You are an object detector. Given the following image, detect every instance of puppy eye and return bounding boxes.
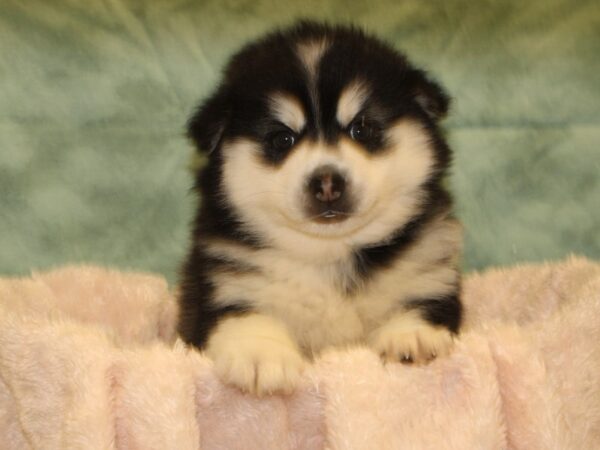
[270,130,296,151]
[348,119,380,144]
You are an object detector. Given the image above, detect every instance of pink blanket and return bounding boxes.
[1,257,599,449]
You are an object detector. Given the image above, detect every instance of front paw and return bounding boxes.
[206,314,306,396]
[369,311,455,364]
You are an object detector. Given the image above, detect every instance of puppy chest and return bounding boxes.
[213,260,394,353]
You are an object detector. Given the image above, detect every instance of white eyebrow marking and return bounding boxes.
[268,92,306,132]
[336,80,371,127]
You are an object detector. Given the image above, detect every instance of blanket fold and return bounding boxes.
[1,258,599,449]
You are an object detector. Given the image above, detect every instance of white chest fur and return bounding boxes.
[212,250,364,353]
[207,217,460,355]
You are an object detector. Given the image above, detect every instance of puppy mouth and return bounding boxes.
[304,198,354,224]
[311,209,351,224]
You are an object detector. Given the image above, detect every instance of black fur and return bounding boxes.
[191,150,264,248]
[187,21,450,160]
[353,184,452,281]
[178,245,255,348]
[407,293,462,334]
[178,20,461,349]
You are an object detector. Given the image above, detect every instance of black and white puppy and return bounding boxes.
[178,21,462,395]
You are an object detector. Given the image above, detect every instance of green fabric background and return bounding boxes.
[1,0,599,285]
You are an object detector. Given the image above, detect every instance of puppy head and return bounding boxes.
[188,22,451,251]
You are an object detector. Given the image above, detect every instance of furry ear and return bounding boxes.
[187,90,230,154]
[410,70,450,121]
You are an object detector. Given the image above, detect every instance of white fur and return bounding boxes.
[268,92,305,132]
[205,313,306,395]
[220,119,436,263]
[206,217,460,357]
[368,309,455,363]
[214,117,458,393]
[296,39,328,80]
[336,80,370,127]
[296,39,329,123]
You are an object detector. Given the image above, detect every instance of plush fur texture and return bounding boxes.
[1,258,600,448]
[178,21,462,394]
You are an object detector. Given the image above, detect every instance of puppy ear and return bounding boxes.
[187,90,230,154]
[410,70,450,121]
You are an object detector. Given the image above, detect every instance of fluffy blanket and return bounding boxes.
[1,257,599,449]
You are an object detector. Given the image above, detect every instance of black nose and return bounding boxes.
[308,166,346,203]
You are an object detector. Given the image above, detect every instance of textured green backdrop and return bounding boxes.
[1,0,599,285]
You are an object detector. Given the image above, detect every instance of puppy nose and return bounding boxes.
[308,166,346,203]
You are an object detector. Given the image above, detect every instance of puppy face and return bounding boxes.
[189,23,451,249]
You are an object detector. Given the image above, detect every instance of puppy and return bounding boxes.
[178,21,462,395]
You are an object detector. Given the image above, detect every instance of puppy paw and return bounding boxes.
[369,311,455,364]
[206,314,306,395]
